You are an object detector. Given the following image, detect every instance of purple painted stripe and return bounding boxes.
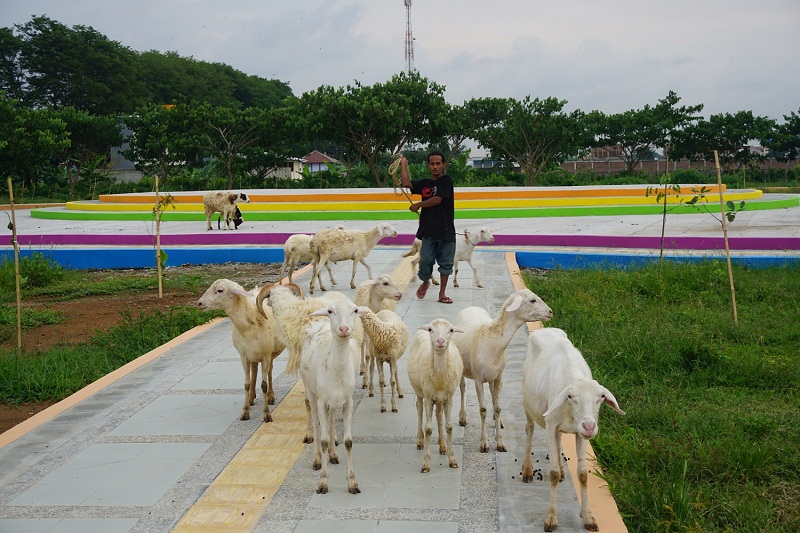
[15,233,800,250]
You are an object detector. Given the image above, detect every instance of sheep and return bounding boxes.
[522,327,625,532]
[300,298,364,494]
[203,191,250,230]
[217,205,243,230]
[403,226,495,288]
[354,274,402,377]
[356,306,408,413]
[255,283,363,444]
[196,279,285,423]
[279,233,336,286]
[308,222,398,293]
[407,319,464,473]
[454,288,553,453]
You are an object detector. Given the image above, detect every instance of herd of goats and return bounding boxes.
[196,193,626,531]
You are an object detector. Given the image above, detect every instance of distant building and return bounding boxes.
[302,150,340,173]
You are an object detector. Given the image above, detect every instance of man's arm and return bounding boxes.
[409,195,442,213]
[399,156,412,189]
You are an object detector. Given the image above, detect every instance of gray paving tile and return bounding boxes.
[108,394,241,436]
[0,518,139,533]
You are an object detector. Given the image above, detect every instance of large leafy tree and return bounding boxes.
[765,108,800,162]
[598,91,703,173]
[296,71,449,187]
[0,27,23,101]
[473,96,593,186]
[672,111,776,173]
[122,104,198,187]
[12,16,147,113]
[51,107,123,195]
[0,94,69,190]
[438,97,508,165]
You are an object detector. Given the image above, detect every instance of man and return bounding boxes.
[399,150,456,304]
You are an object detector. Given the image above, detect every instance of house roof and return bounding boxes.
[302,150,339,164]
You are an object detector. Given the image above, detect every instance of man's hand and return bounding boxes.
[409,202,421,213]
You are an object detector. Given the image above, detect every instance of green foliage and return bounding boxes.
[523,262,800,531]
[0,252,64,291]
[0,306,219,403]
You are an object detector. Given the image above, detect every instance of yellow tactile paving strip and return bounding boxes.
[506,251,627,533]
[172,258,416,532]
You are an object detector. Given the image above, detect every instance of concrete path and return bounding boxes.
[1,248,613,533]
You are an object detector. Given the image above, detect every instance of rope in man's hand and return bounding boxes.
[389,153,418,215]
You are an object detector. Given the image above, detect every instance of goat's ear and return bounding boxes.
[506,295,523,313]
[452,326,464,334]
[359,279,378,288]
[308,307,330,317]
[228,285,251,298]
[601,388,626,415]
[543,386,572,417]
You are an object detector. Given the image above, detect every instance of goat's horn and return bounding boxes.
[255,284,273,318]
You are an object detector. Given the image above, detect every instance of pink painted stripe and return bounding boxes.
[15,233,800,250]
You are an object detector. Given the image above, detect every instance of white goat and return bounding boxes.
[407,319,464,473]
[403,226,495,287]
[302,299,363,495]
[356,306,408,413]
[279,233,336,286]
[354,274,402,377]
[196,279,285,423]
[255,283,362,443]
[522,327,625,532]
[203,191,250,231]
[309,222,398,293]
[455,288,553,453]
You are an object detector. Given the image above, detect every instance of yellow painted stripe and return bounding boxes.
[66,190,761,213]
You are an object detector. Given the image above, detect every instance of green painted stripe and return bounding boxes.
[30,196,798,222]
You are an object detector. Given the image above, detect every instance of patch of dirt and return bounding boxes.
[0,262,282,435]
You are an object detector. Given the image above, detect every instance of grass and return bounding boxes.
[521,261,800,532]
[0,306,221,404]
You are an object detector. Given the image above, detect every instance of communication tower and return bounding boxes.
[404,0,415,72]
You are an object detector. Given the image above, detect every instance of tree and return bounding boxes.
[0,27,23,101]
[121,104,197,187]
[51,107,123,195]
[191,104,268,189]
[438,98,508,166]
[12,16,147,113]
[765,108,800,162]
[296,71,449,187]
[672,111,776,173]
[472,96,593,186]
[0,94,69,191]
[598,91,703,173]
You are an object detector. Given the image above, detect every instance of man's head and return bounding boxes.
[427,150,446,179]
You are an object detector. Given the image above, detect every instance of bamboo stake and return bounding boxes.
[714,150,738,326]
[155,174,163,298]
[7,177,22,351]
[659,150,670,261]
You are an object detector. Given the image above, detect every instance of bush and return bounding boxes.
[0,253,64,292]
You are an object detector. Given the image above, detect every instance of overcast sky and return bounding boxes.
[2,0,798,122]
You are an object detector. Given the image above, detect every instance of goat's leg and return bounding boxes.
[474,380,490,453]
[415,393,425,449]
[308,392,322,471]
[325,263,337,286]
[377,359,388,413]
[265,355,275,405]
[489,378,506,452]
[349,260,359,289]
[458,376,468,427]
[435,401,446,455]
[522,415,536,482]
[360,338,368,381]
[259,358,272,423]
[467,257,483,288]
[368,349,376,397]
[303,396,314,444]
[544,426,562,531]
[576,435,598,531]
[342,396,360,494]
[421,397,435,473]
[240,356,252,421]
[444,397,458,468]
[453,261,460,288]
[389,360,400,412]
[326,405,339,464]
[316,398,330,493]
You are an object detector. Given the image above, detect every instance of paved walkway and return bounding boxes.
[1,198,799,532]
